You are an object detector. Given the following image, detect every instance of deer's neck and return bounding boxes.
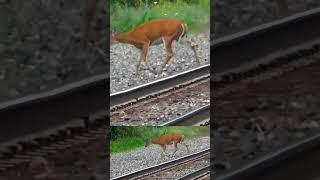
[113,32,137,45]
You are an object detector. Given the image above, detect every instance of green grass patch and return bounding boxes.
[110,126,209,154]
[110,0,210,34]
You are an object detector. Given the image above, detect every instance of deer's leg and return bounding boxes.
[161,145,167,157]
[172,142,178,156]
[141,42,157,75]
[135,49,143,77]
[159,38,174,74]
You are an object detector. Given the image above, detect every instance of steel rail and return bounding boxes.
[110,64,210,108]
[160,105,210,126]
[111,149,210,180]
[177,165,210,180]
[212,7,320,75]
[214,132,320,180]
[0,73,108,143]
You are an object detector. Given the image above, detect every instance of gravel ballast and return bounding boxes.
[110,32,210,94]
[0,0,108,103]
[110,136,210,179]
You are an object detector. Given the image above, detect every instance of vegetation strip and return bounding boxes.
[110,0,210,33]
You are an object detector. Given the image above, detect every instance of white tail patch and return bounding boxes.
[177,23,189,45]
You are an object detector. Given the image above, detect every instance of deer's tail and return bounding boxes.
[177,23,188,43]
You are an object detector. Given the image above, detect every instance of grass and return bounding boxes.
[110,126,209,154]
[110,0,210,34]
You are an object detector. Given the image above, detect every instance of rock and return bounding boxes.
[29,156,50,176]
[308,121,319,129]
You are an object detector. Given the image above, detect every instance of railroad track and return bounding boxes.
[160,105,210,126]
[112,149,210,180]
[212,6,320,180]
[110,65,210,126]
[214,133,320,180]
[0,116,108,177]
[177,165,210,180]
[110,64,209,108]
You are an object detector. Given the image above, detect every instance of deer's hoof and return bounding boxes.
[160,67,168,74]
[148,68,157,75]
[158,68,163,74]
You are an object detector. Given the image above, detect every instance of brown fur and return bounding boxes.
[111,18,200,76]
[145,132,190,158]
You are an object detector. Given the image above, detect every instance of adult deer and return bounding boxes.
[111,18,200,76]
[145,132,190,158]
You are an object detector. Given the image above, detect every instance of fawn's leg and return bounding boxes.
[160,37,174,73]
[186,41,200,65]
[179,34,200,65]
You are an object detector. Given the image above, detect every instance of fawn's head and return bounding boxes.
[110,28,118,45]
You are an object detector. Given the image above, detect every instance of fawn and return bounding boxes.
[145,132,190,158]
[111,18,200,76]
